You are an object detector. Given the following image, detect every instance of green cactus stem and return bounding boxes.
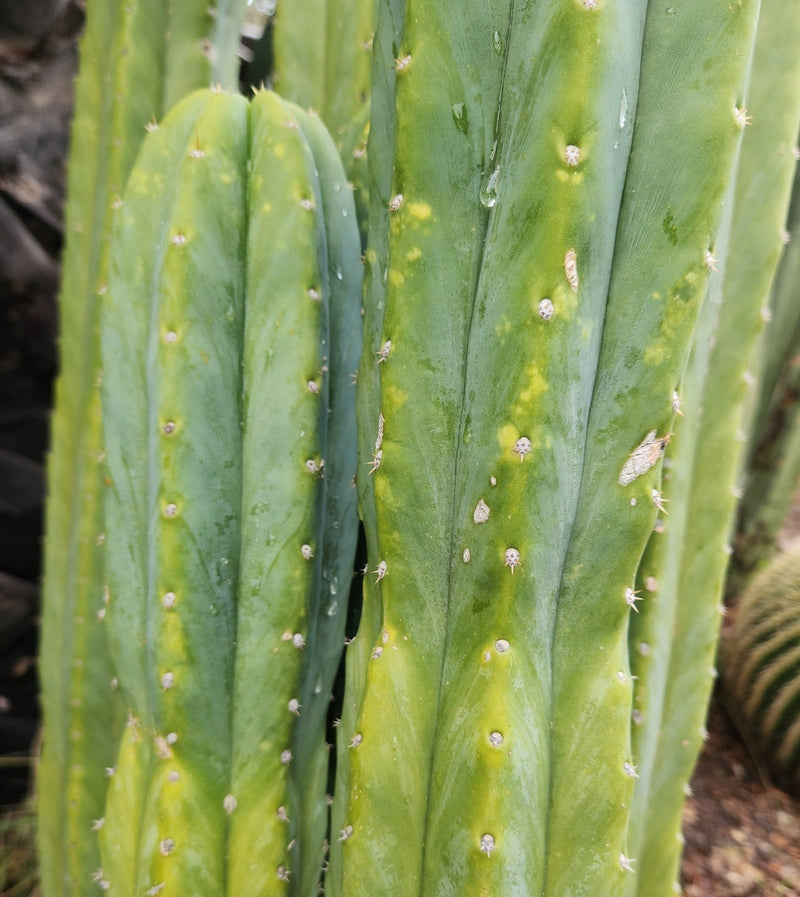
[732,170,800,590]
[98,87,361,897]
[37,4,249,895]
[330,1,759,896]
[627,1,800,893]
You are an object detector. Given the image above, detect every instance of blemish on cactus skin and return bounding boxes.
[463,548,471,563]
[164,502,178,518]
[374,560,387,581]
[162,421,176,435]
[473,499,491,524]
[168,770,179,782]
[223,794,237,814]
[490,475,497,486]
[480,834,496,856]
[160,672,175,690]
[376,340,392,363]
[538,298,554,320]
[375,413,384,451]
[564,145,581,166]
[495,638,510,653]
[489,731,503,747]
[159,838,175,857]
[164,330,178,344]
[504,548,521,572]
[513,436,532,460]
[170,233,187,247]
[618,430,669,485]
[564,249,579,293]
[645,576,658,592]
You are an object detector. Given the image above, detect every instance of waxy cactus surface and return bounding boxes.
[37,3,248,895]
[331,1,761,896]
[628,1,800,890]
[98,88,361,897]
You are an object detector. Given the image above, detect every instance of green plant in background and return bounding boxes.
[37,0,800,896]
[37,2,248,894]
[722,541,800,797]
[730,165,800,593]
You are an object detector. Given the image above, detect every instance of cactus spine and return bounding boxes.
[37,3,249,895]
[98,88,361,896]
[627,1,800,892]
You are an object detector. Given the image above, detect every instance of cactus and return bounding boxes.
[97,87,361,897]
[329,1,759,896]
[626,1,800,892]
[37,3,250,895]
[722,541,800,796]
[732,168,800,589]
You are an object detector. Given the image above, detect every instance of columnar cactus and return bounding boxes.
[98,88,361,897]
[732,169,800,589]
[330,1,759,896]
[627,1,800,890]
[722,542,800,796]
[37,3,248,895]
[273,0,378,234]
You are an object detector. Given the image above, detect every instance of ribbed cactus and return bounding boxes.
[723,542,800,796]
[732,168,800,590]
[273,0,378,236]
[330,1,759,896]
[627,1,800,891]
[98,87,361,896]
[37,3,248,895]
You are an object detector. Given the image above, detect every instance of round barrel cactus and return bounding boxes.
[723,542,800,796]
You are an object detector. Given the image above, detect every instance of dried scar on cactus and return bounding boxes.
[618,430,670,486]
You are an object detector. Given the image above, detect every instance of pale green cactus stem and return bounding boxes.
[273,0,378,237]
[732,171,800,589]
[37,3,249,895]
[98,88,361,897]
[627,1,800,893]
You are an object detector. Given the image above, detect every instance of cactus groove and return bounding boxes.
[99,88,361,897]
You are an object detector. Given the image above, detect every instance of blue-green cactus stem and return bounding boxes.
[99,87,361,897]
[627,1,800,893]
